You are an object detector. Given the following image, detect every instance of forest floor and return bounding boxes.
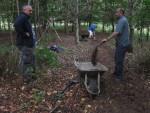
[0,32,150,113]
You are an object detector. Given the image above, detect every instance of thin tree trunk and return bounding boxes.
[0,17,2,31]
[7,18,11,31]
[71,22,74,32]
[16,0,19,16]
[64,19,69,33]
[127,0,135,52]
[139,24,143,43]
[111,17,114,32]
[102,21,105,32]
[33,0,37,39]
[28,0,32,5]
[146,27,149,41]
[36,0,40,38]
[52,18,55,27]
[75,0,80,44]
[2,16,6,30]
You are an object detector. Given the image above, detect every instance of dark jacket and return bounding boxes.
[14,12,34,48]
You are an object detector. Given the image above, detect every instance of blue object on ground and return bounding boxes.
[49,45,64,53]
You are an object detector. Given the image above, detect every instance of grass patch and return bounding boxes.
[37,33,57,47]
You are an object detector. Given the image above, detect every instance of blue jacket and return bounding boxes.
[14,12,34,48]
[88,24,96,32]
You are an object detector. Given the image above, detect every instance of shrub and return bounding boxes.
[128,42,150,78]
[0,45,19,76]
[0,33,60,76]
[35,47,60,69]
[32,89,45,104]
[37,33,57,47]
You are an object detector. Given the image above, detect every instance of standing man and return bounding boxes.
[88,23,97,40]
[101,8,131,81]
[14,5,35,84]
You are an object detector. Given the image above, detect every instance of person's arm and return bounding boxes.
[101,32,119,43]
[107,32,119,41]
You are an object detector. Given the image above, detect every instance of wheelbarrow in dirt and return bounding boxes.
[74,43,108,95]
[74,42,108,95]
[74,61,108,95]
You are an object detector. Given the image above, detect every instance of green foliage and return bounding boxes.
[32,89,45,103]
[0,43,60,76]
[35,47,60,69]
[36,31,60,69]
[0,31,60,76]
[0,0,149,39]
[0,44,12,55]
[50,92,64,101]
[38,33,57,47]
[20,102,31,111]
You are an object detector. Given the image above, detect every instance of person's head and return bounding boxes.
[22,5,32,16]
[115,8,125,18]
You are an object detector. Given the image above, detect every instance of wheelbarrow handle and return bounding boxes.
[96,41,106,48]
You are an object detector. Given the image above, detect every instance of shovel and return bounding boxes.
[91,41,106,65]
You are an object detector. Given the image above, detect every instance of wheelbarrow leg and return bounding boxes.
[98,72,101,95]
[84,73,88,90]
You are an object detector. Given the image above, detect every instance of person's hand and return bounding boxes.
[101,38,108,43]
[96,38,107,47]
[25,32,30,37]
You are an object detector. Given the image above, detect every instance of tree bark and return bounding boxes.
[64,19,69,33]
[28,0,32,5]
[111,18,114,32]
[75,0,80,44]
[16,0,19,16]
[146,27,149,41]
[0,17,2,31]
[102,21,105,32]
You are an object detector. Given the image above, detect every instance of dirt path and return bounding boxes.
[0,33,149,113]
[52,33,149,113]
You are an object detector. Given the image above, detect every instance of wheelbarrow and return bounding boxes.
[74,61,108,95]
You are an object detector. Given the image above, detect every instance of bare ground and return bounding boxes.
[0,32,150,113]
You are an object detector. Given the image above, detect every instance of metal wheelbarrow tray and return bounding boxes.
[75,61,108,95]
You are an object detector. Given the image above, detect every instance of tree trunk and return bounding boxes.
[128,0,135,52]
[139,25,143,43]
[146,27,149,41]
[76,18,80,44]
[33,0,38,39]
[52,18,55,27]
[16,0,19,16]
[102,21,105,32]
[2,16,6,30]
[28,0,32,5]
[71,22,75,32]
[0,17,2,31]
[75,0,80,44]
[111,18,114,32]
[7,18,11,31]
[64,19,69,33]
